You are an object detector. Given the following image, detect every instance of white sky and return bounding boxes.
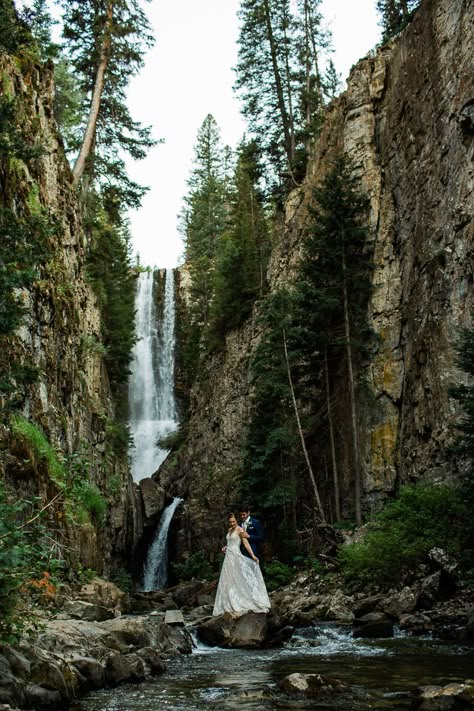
[126,0,381,269]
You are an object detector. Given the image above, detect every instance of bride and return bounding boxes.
[212,513,271,617]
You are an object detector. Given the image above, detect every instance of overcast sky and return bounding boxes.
[126,0,381,269]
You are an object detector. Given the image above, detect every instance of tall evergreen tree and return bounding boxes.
[180,115,229,376]
[235,0,329,194]
[60,0,156,208]
[209,140,271,340]
[293,155,373,525]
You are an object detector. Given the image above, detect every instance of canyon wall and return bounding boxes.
[160,0,473,557]
[0,54,136,572]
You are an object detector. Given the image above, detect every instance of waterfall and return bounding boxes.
[128,269,178,482]
[142,497,183,591]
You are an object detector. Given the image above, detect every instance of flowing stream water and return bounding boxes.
[128,269,178,483]
[71,623,474,710]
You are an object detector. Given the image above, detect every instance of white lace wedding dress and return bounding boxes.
[212,529,271,616]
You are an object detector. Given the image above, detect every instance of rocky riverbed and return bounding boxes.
[0,552,473,711]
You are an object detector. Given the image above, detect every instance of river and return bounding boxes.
[71,623,474,710]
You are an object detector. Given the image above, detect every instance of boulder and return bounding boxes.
[427,548,459,577]
[135,647,166,675]
[0,646,30,680]
[353,612,394,638]
[24,683,64,710]
[352,594,385,618]
[99,616,155,649]
[279,672,349,697]
[417,571,457,610]
[172,580,209,608]
[411,681,474,709]
[138,478,165,524]
[309,590,354,623]
[104,653,134,686]
[155,624,193,655]
[68,656,104,690]
[467,612,474,641]
[63,600,115,622]
[197,612,269,649]
[76,579,129,613]
[0,660,22,709]
[399,613,433,636]
[164,610,185,626]
[382,587,418,618]
[32,619,123,654]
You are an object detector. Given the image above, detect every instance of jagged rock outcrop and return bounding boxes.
[159,0,473,555]
[0,54,136,571]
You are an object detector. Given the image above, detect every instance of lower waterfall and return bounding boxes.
[142,497,183,591]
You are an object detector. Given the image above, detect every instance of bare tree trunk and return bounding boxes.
[324,345,341,521]
[341,241,362,526]
[283,329,326,523]
[73,0,114,187]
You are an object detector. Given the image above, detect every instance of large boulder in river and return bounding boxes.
[197,612,269,648]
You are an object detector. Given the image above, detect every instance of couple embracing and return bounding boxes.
[212,505,271,617]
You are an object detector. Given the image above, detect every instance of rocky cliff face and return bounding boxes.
[159,0,473,555]
[0,55,136,572]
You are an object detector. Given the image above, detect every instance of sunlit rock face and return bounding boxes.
[159,0,473,553]
[0,56,135,572]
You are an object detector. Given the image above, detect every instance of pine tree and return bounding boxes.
[235,0,330,193]
[85,199,136,406]
[209,140,271,340]
[0,0,34,53]
[294,155,373,525]
[322,59,343,102]
[180,115,229,374]
[376,0,420,42]
[60,0,156,208]
[27,0,59,61]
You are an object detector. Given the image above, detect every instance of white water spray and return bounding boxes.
[128,270,178,482]
[142,497,183,591]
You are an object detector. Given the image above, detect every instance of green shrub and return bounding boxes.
[0,482,60,641]
[10,415,67,486]
[338,483,466,590]
[172,552,214,582]
[73,481,107,524]
[262,559,294,590]
[12,418,108,526]
[76,565,98,584]
[111,568,133,593]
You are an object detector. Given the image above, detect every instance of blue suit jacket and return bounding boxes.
[240,516,264,559]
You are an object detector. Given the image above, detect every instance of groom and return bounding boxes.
[239,504,265,560]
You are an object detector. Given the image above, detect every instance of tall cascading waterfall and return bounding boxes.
[128,269,178,482]
[128,269,181,590]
